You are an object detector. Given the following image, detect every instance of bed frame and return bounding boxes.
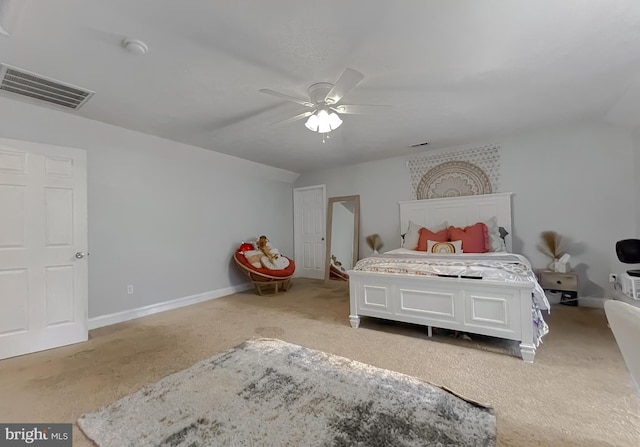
[348,193,540,362]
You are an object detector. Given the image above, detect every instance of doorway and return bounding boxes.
[293,185,326,279]
[0,138,88,359]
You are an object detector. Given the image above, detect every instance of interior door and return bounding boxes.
[293,185,326,279]
[0,138,88,360]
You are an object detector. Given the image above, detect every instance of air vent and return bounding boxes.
[410,141,429,148]
[0,64,94,109]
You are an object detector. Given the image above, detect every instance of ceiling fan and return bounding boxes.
[259,68,388,139]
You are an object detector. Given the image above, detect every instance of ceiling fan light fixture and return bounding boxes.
[317,121,331,134]
[305,108,343,133]
[317,109,331,133]
[304,113,319,131]
[328,111,343,130]
[260,68,381,137]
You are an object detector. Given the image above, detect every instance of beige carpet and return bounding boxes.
[0,278,638,446]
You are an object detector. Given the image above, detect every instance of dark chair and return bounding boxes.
[616,239,640,277]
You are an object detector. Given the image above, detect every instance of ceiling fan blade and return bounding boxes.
[259,89,314,107]
[270,110,315,126]
[332,104,391,114]
[325,68,365,105]
[206,103,284,131]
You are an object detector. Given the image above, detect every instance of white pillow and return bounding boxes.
[402,220,447,250]
[484,216,507,252]
[427,240,463,254]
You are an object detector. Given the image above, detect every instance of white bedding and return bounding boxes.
[353,248,550,346]
[355,248,549,309]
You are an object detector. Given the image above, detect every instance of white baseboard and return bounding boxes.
[88,283,253,330]
[579,296,605,308]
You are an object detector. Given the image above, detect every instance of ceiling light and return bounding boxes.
[304,108,343,134]
[304,113,319,131]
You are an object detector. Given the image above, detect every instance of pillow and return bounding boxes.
[402,220,423,250]
[417,226,449,250]
[448,222,489,253]
[427,240,463,254]
[403,220,447,250]
[243,250,264,268]
[484,216,507,252]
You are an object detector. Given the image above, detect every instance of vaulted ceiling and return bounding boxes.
[1,1,639,173]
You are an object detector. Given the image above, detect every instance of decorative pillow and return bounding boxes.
[260,255,290,270]
[243,250,264,268]
[403,220,447,250]
[483,216,507,252]
[401,220,422,250]
[427,240,463,254]
[448,222,489,253]
[417,226,449,250]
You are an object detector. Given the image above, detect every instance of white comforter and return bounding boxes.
[353,248,550,345]
[354,248,550,311]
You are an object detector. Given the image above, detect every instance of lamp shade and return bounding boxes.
[305,108,343,133]
[305,114,319,131]
[316,109,331,133]
[328,112,343,129]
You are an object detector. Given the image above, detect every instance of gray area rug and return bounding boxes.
[78,339,496,446]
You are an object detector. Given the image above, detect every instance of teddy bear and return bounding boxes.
[331,255,346,272]
[257,235,278,263]
[256,235,290,270]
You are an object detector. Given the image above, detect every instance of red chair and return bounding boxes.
[233,251,295,295]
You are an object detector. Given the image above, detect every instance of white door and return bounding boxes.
[293,185,326,279]
[0,138,88,360]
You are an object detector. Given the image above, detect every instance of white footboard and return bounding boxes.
[348,270,537,362]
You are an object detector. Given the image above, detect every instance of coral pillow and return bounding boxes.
[417,227,449,251]
[448,223,490,253]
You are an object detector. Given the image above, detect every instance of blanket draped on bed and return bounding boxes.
[353,250,550,345]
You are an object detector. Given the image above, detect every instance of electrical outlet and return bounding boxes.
[609,274,617,283]
[127,285,134,294]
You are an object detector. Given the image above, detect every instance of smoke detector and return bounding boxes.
[122,38,148,55]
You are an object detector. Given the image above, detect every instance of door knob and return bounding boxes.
[75,252,86,259]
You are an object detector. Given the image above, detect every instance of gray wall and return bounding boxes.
[0,98,298,318]
[296,122,636,297]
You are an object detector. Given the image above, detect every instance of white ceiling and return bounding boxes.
[1,0,639,173]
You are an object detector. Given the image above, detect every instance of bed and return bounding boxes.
[347,193,549,362]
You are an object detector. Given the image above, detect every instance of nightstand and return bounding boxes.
[538,270,578,306]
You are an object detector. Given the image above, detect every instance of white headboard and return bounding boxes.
[399,193,513,252]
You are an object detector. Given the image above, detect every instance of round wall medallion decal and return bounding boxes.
[416,160,492,199]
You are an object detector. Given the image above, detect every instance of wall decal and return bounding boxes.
[407,143,500,199]
[416,160,492,199]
